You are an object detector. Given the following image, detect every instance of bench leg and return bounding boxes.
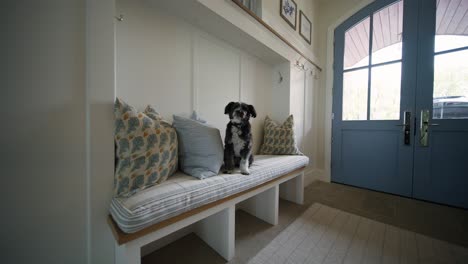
[115,241,140,264]
[194,206,235,261]
[279,171,304,205]
[238,185,279,225]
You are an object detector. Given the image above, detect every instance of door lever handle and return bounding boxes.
[420,110,439,147]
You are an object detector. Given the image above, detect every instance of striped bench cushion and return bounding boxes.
[110,155,309,233]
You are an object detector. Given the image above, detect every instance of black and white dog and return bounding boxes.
[223,102,257,175]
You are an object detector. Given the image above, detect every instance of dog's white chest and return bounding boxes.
[231,126,244,157]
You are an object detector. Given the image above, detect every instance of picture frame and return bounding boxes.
[280,0,297,30]
[299,11,312,44]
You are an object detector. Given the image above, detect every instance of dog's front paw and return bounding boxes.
[241,169,250,175]
[224,170,233,174]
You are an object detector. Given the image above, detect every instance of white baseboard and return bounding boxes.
[304,168,328,187]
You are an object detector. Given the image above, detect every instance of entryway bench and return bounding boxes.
[108,155,309,264]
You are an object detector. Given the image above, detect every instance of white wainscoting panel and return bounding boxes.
[193,33,241,139]
[240,54,273,153]
[116,0,275,149]
[290,66,306,150]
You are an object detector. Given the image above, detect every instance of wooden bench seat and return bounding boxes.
[107,157,307,264]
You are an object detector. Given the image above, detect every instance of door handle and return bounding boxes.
[396,111,411,145]
[420,109,440,147]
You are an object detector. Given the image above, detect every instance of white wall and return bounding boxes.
[262,0,321,60]
[288,62,320,182]
[87,0,116,263]
[2,1,87,263]
[116,0,273,154]
[262,0,323,180]
[185,0,323,182]
[290,67,306,148]
[1,0,330,263]
[269,59,319,181]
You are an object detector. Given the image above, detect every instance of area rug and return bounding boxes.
[247,203,468,264]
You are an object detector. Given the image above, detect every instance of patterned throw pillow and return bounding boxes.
[144,105,163,121]
[259,115,302,155]
[114,98,178,197]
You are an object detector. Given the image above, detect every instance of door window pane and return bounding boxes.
[344,17,370,70]
[435,0,468,52]
[435,35,468,53]
[372,0,404,64]
[343,69,369,120]
[370,63,402,120]
[433,0,468,119]
[433,50,468,119]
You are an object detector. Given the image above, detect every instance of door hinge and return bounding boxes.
[331,113,335,120]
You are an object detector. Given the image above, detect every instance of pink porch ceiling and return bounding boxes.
[344,0,468,68]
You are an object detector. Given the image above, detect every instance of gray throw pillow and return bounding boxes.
[172,114,223,179]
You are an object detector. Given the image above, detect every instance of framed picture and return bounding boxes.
[280,0,297,30]
[299,11,312,44]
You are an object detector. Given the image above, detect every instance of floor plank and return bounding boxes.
[253,203,324,264]
[451,243,468,264]
[361,220,386,264]
[303,209,350,263]
[264,203,321,262]
[416,233,437,264]
[291,205,339,256]
[431,238,457,264]
[381,224,400,264]
[400,229,419,264]
[323,213,361,264]
[145,181,468,264]
[250,203,468,264]
[343,217,373,264]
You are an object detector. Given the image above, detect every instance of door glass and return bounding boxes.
[342,0,404,121]
[433,0,468,119]
[433,50,468,119]
[435,36,468,53]
[343,69,369,120]
[372,1,404,65]
[435,0,468,52]
[370,63,402,120]
[344,17,370,70]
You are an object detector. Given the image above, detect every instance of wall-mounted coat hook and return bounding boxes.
[115,14,124,22]
[310,68,319,79]
[278,71,283,83]
[294,60,308,72]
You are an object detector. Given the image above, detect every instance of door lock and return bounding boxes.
[396,111,411,145]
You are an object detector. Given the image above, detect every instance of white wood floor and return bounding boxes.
[247,203,468,264]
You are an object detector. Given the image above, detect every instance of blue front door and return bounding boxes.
[413,0,468,208]
[332,0,468,208]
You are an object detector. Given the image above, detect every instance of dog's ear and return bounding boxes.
[224,102,236,115]
[247,104,257,118]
